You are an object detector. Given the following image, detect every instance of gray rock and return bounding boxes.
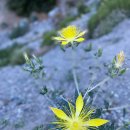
[0,19,54,51]
[48,7,60,18]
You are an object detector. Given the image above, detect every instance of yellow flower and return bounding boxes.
[50,94,109,130]
[115,51,125,68]
[53,25,87,46]
[24,53,29,61]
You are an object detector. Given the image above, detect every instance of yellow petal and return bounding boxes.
[61,41,69,45]
[75,38,85,42]
[76,94,84,117]
[117,51,125,63]
[86,118,109,127]
[77,30,87,38]
[53,37,65,41]
[50,107,69,120]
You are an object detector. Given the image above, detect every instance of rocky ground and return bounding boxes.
[0,19,54,50]
[0,0,130,130]
[0,19,130,129]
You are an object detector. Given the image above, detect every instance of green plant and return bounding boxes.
[24,25,129,130]
[0,119,9,129]
[10,47,31,65]
[10,20,29,39]
[14,121,24,128]
[77,4,90,16]
[58,16,78,29]
[10,19,29,39]
[33,125,44,130]
[88,0,130,38]
[41,30,57,47]
[10,26,29,39]
[7,0,57,16]
[41,15,79,47]
[0,44,31,67]
[93,10,126,38]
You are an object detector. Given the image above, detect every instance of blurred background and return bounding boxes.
[0,0,130,130]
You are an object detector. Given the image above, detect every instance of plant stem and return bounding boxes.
[83,83,93,99]
[72,68,80,95]
[71,45,80,95]
[84,77,110,99]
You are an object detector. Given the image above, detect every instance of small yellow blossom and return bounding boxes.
[115,51,125,68]
[53,25,87,46]
[24,53,29,61]
[50,94,109,130]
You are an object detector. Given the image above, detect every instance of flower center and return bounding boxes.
[60,26,78,40]
[70,121,82,130]
[73,121,79,127]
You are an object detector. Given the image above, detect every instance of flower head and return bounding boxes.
[24,53,29,61]
[115,51,125,68]
[53,25,87,46]
[50,94,109,130]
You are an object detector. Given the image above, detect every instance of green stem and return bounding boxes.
[72,69,80,95]
[72,46,80,95]
[84,77,110,99]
